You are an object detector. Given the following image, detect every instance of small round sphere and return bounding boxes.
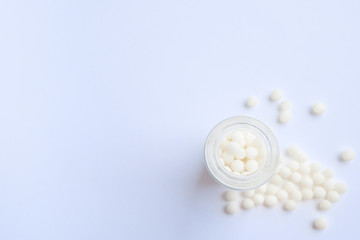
[241,190,255,198]
[312,172,325,185]
[278,166,292,179]
[230,131,245,146]
[313,186,326,199]
[246,146,258,159]
[256,185,267,194]
[245,159,259,173]
[289,191,302,202]
[284,200,297,211]
[246,96,259,108]
[290,172,302,183]
[318,199,332,211]
[279,100,292,111]
[264,195,278,207]
[286,145,300,159]
[224,166,232,173]
[224,190,239,201]
[295,152,308,162]
[287,161,300,172]
[252,194,265,205]
[334,182,347,194]
[245,133,257,146]
[326,191,340,203]
[278,111,292,124]
[222,152,234,164]
[225,202,239,214]
[270,174,283,186]
[242,198,255,210]
[341,150,355,162]
[276,189,289,201]
[226,142,242,155]
[311,102,327,115]
[313,217,328,230]
[298,163,311,175]
[310,162,322,173]
[266,184,278,195]
[234,147,246,160]
[283,182,297,194]
[220,139,230,151]
[301,188,314,200]
[300,176,314,188]
[322,179,335,191]
[269,89,283,101]
[231,160,245,173]
[322,168,335,179]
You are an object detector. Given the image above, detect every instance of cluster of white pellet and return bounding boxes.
[224,146,348,230]
[269,89,293,124]
[219,130,264,175]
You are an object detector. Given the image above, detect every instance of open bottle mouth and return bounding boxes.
[205,116,279,190]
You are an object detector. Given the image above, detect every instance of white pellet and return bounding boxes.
[245,133,257,146]
[224,166,232,173]
[270,174,283,186]
[300,176,314,188]
[226,142,242,155]
[266,184,278,195]
[278,166,292,179]
[222,152,234,164]
[283,182,297,194]
[220,139,230,151]
[284,200,297,211]
[313,186,326,199]
[310,162,322,173]
[245,159,259,173]
[224,190,239,201]
[234,147,246,160]
[229,131,245,147]
[286,145,300,159]
[334,182,347,194]
[301,188,314,200]
[313,217,328,230]
[341,150,355,162]
[269,89,283,101]
[278,111,292,124]
[225,202,239,214]
[256,185,267,194]
[289,191,302,202]
[242,198,255,210]
[311,102,327,115]
[322,179,335,191]
[246,96,259,108]
[312,172,325,185]
[298,163,311,175]
[252,194,265,205]
[276,189,289,201]
[318,200,332,211]
[290,172,302,183]
[322,168,335,179]
[246,146,258,159]
[264,195,278,207]
[295,152,308,162]
[241,190,255,198]
[326,191,340,203]
[287,161,300,172]
[279,100,292,111]
[231,160,245,173]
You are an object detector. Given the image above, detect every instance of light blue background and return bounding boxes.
[0,0,359,239]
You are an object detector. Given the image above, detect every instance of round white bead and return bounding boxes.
[276,189,289,201]
[224,190,239,201]
[246,146,258,159]
[230,131,245,146]
[301,188,314,200]
[313,186,326,199]
[341,150,355,162]
[318,200,332,211]
[222,152,234,164]
[287,161,300,172]
[326,191,340,203]
[300,176,314,188]
[312,172,325,185]
[252,194,265,205]
[322,168,335,178]
[256,185,267,194]
[245,159,259,173]
[286,145,300,159]
[220,139,230,151]
[245,133,257,146]
[269,89,283,101]
[279,100,292,111]
[224,166,232,173]
[278,166,292,179]
[266,184,278,195]
[284,200,297,211]
[322,179,335,191]
[298,163,311,175]
[234,147,246,160]
[270,174,283,186]
[225,202,239,214]
[334,182,347,194]
[283,182,297,193]
[295,152,308,162]
[290,172,302,183]
[241,190,255,198]
[226,142,242,155]
[264,195,278,207]
[241,198,255,210]
[246,96,259,108]
[311,102,327,115]
[278,111,292,124]
[310,162,322,173]
[231,160,245,173]
[289,191,302,202]
[313,217,328,230]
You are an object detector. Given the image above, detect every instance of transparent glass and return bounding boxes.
[205,116,279,190]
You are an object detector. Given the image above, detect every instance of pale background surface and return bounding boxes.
[0,0,359,239]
